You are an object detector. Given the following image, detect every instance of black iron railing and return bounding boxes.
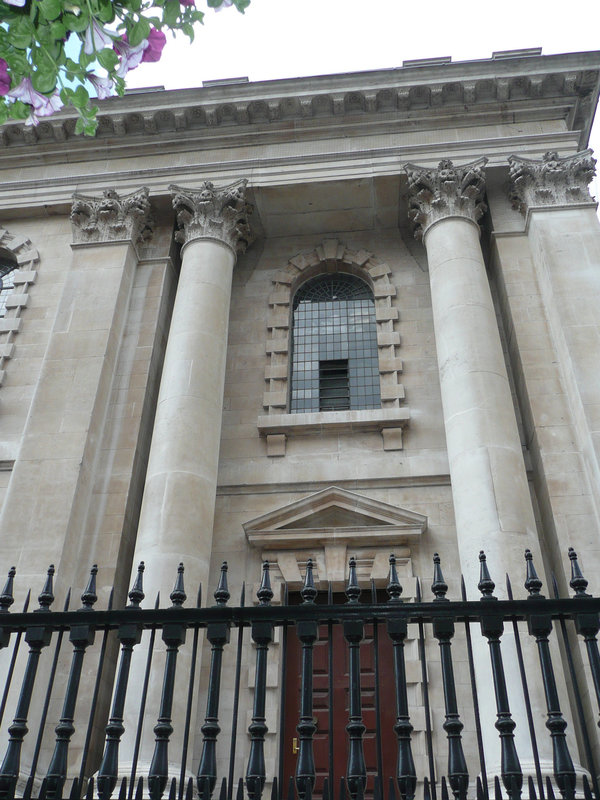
[0,550,597,800]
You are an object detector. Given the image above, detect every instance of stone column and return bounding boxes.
[121,180,253,774]
[405,159,548,779]
[508,151,600,531]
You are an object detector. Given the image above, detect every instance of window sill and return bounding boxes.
[257,407,410,456]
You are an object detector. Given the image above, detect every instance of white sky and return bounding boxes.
[125,0,600,192]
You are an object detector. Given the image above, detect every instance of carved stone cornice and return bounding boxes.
[404,158,488,239]
[170,179,254,254]
[70,187,153,244]
[508,150,597,213]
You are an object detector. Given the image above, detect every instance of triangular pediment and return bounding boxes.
[244,486,426,550]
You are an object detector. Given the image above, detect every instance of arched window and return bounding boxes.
[290,273,381,413]
[0,249,17,318]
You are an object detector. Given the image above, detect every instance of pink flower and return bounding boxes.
[8,78,63,118]
[113,36,148,77]
[87,73,114,100]
[141,28,166,63]
[180,0,195,5]
[0,59,10,96]
[83,18,114,55]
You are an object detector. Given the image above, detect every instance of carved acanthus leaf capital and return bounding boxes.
[404,157,488,239]
[508,149,597,213]
[169,179,254,254]
[70,187,153,244]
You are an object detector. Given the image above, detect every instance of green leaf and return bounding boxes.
[162,0,180,28]
[181,22,194,40]
[8,100,29,120]
[128,16,150,46]
[71,84,90,108]
[38,0,62,21]
[63,9,90,32]
[97,47,119,70]
[31,69,59,94]
[75,115,85,134]
[9,18,34,49]
[0,104,8,126]
[83,117,99,136]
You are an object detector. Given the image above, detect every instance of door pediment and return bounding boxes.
[243,485,427,550]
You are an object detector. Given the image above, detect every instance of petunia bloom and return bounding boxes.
[113,36,149,78]
[180,0,195,5]
[8,78,63,125]
[83,19,115,55]
[87,72,114,100]
[141,28,166,63]
[2,0,26,6]
[214,0,233,10]
[0,59,10,96]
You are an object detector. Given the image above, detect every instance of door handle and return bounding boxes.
[292,737,299,754]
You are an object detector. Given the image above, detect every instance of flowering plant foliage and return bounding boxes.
[0,0,248,134]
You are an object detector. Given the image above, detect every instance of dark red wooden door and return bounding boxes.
[283,617,397,796]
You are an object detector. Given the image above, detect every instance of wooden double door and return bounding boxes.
[282,616,397,795]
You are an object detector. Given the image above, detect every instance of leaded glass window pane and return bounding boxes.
[290,273,381,413]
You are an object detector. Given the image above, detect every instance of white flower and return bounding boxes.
[83,19,114,55]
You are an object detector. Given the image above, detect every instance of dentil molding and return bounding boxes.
[508,149,597,213]
[70,186,154,244]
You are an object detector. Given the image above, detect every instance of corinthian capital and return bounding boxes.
[71,187,153,244]
[404,158,488,239]
[169,179,254,254]
[508,150,597,213]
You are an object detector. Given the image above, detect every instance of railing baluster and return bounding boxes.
[0,586,30,731]
[344,557,366,800]
[416,578,437,800]
[148,564,188,800]
[295,559,318,800]
[386,555,416,800]
[477,552,522,799]
[97,563,145,800]
[227,583,244,800]
[246,562,274,800]
[197,563,231,798]
[179,584,202,800]
[524,550,575,800]
[0,566,55,800]
[45,566,99,799]
[430,555,468,800]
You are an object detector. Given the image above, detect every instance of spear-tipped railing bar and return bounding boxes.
[246,562,274,800]
[477,552,522,799]
[524,551,575,800]
[386,555,416,800]
[178,583,202,800]
[97,563,145,800]
[129,591,161,799]
[148,565,188,800]
[566,548,600,728]
[79,586,113,795]
[430,555,468,800]
[294,559,318,800]
[550,564,600,800]
[278,582,289,795]
[226,582,244,800]
[416,577,437,800]
[0,571,24,729]
[344,557,367,800]
[0,566,55,800]
[197,563,231,798]
[460,574,488,800]
[506,573,545,800]
[371,579,384,791]
[45,567,99,799]
[327,580,334,793]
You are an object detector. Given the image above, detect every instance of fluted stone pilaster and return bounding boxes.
[508,149,597,213]
[70,187,153,244]
[405,158,487,239]
[170,179,254,253]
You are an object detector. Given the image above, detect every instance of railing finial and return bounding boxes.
[431,553,448,601]
[478,551,496,600]
[0,567,15,613]
[170,563,186,608]
[80,565,98,610]
[524,550,544,598]
[568,547,591,597]
[128,561,145,608]
[345,556,361,603]
[214,561,230,607]
[386,554,403,602]
[301,559,317,604]
[38,564,55,611]
[257,561,273,606]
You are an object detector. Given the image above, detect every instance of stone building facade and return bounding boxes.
[0,46,598,794]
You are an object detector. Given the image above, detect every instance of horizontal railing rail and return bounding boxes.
[0,550,596,800]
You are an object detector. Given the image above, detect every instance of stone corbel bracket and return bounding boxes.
[508,149,597,216]
[260,238,408,455]
[70,186,154,245]
[0,228,39,386]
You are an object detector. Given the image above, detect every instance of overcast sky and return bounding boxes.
[125,0,600,192]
